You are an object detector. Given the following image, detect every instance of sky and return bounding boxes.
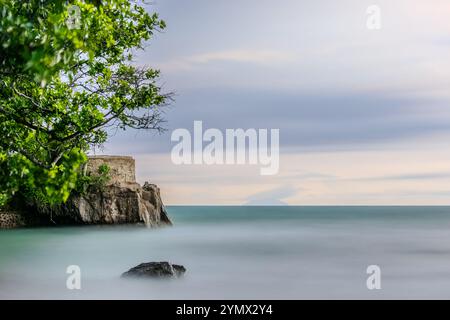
[96,0,450,205]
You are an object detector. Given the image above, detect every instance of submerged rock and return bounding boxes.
[122,262,186,278]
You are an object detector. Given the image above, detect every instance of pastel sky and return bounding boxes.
[95,0,450,205]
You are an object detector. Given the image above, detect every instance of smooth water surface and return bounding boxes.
[2,206,450,299]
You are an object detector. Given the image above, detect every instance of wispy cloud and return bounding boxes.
[157,49,296,72]
[354,172,450,181]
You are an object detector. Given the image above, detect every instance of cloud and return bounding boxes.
[245,185,298,205]
[98,0,450,205]
[190,50,295,64]
[157,49,295,72]
[102,89,450,155]
[354,172,450,181]
[144,0,450,97]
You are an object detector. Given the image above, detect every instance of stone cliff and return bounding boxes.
[0,156,171,228]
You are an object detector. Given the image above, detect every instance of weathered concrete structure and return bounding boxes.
[86,155,136,185]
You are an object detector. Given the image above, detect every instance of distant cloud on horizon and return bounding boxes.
[245,185,298,205]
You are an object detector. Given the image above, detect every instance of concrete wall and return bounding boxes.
[86,156,136,184]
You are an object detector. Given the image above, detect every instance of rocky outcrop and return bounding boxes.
[0,208,26,229]
[0,156,171,228]
[41,181,171,227]
[122,262,186,278]
[0,204,53,228]
[48,181,172,226]
[40,156,171,227]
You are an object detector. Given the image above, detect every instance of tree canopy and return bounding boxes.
[0,0,169,206]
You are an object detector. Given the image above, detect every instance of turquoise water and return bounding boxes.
[2,206,450,299]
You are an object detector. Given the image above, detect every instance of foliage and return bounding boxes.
[0,0,170,206]
[75,163,111,195]
[0,149,86,206]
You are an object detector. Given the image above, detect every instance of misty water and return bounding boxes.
[2,206,450,299]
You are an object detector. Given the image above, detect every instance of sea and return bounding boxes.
[1,206,450,299]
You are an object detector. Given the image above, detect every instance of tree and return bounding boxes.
[0,0,170,206]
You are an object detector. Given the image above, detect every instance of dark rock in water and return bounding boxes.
[122,262,186,278]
